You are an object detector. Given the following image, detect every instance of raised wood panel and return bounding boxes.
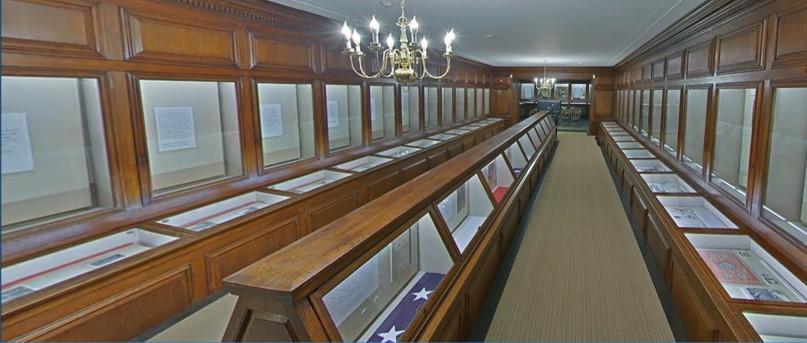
[1,0,101,57]
[447,142,464,159]
[205,219,300,291]
[666,53,683,79]
[647,215,671,282]
[431,299,465,342]
[466,237,500,325]
[366,170,401,201]
[671,263,719,341]
[631,189,648,235]
[322,47,352,72]
[401,159,429,181]
[27,266,194,341]
[121,10,238,66]
[652,59,665,80]
[686,41,714,78]
[773,5,807,67]
[306,191,360,233]
[427,150,448,167]
[717,22,765,74]
[250,32,315,72]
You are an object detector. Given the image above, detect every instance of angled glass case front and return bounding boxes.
[256,83,315,168]
[319,213,454,342]
[519,135,536,158]
[686,233,806,304]
[527,129,542,148]
[505,142,527,176]
[630,159,672,173]
[267,170,352,194]
[640,174,696,194]
[157,191,289,232]
[658,196,738,229]
[482,155,515,203]
[1,228,177,304]
[743,312,807,342]
[334,156,394,173]
[437,175,494,253]
[326,84,363,151]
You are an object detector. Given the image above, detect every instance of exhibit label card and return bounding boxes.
[260,103,284,138]
[327,100,339,128]
[1,112,35,175]
[155,106,197,152]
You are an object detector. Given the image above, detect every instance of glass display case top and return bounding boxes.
[659,196,738,229]
[334,156,394,173]
[482,155,515,203]
[1,228,177,304]
[459,125,482,131]
[612,135,636,142]
[267,170,352,194]
[376,146,422,159]
[640,174,696,194]
[437,175,493,253]
[686,233,807,304]
[623,149,655,159]
[630,159,672,173]
[617,142,644,149]
[743,312,807,342]
[427,133,458,141]
[158,191,289,232]
[445,129,471,136]
[320,213,453,342]
[404,139,441,149]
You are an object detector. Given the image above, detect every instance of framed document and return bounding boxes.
[154,106,197,152]
[1,112,35,174]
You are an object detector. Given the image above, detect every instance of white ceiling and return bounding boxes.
[268,0,706,67]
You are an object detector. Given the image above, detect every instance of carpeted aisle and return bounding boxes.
[481,132,674,341]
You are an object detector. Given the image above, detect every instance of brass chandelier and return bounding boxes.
[341,0,455,84]
[535,63,556,91]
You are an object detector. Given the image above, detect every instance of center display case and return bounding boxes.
[267,170,352,194]
[630,159,672,173]
[640,174,696,194]
[157,191,289,232]
[317,212,454,342]
[437,175,494,253]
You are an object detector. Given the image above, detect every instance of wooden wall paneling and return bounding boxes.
[427,149,449,167]
[652,58,666,81]
[248,30,317,73]
[771,2,807,68]
[305,190,361,234]
[670,261,721,341]
[716,21,766,74]
[400,158,429,181]
[686,40,715,78]
[647,214,672,282]
[1,0,104,58]
[431,298,466,342]
[365,170,402,201]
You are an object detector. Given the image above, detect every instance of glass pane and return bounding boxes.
[321,213,454,342]
[651,89,663,144]
[482,155,515,203]
[520,83,533,100]
[505,142,527,176]
[158,191,288,232]
[683,88,708,173]
[442,87,453,126]
[256,83,315,168]
[456,88,465,121]
[711,88,756,204]
[664,89,681,154]
[571,84,586,101]
[138,80,242,193]
[370,85,396,140]
[476,88,484,117]
[554,83,569,100]
[401,86,419,134]
[425,87,438,129]
[327,84,363,151]
[641,90,650,136]
[484,89,491,114]
[633,90,641,130]
[763,87,807,247]
[466,88,475,120]
[437,175,493,253]
[1,76,113,229]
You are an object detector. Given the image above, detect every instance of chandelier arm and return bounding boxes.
[423,56,452,79]
[350,54,383,79]
[379,49,396,78]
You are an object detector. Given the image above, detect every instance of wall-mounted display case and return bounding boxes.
[137,79,243,194]
[686,233,806,303]
[401,86,420,134]
[1,76,113,230]
[650,89,662,144]
[334,156,394,173]
[376,146,422,159]
[456,88,466,121]
[405,139,441,149]
[442,88,454,126]
[326,84,363,151]
[437,175,493,253]
[682,88,708,173]
[710,88,756,204]
[370,85,396,141]
[630,159,672,173]
[425,87,439,129]
[623,149,655,159]
[1,228,177,304]
[663,89,681,155]
[743,312,807,342]
[483,89,490,114]
[466,88,474,120]
[318,212,454,342]
[482,155,515,203]
[267,170,352,194]
[640,174,696,194]
[658,196,738,229]
[256,83,315,168]
[157,191,289,232]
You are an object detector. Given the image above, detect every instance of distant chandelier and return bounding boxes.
[535,63,556,91]
[341,0,455,84]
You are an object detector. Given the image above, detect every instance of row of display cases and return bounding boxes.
[220,114,558,342]
[599,122,807,342]
[0,118,504,308]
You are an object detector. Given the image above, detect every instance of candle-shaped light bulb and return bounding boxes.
[420,37,428,50]
[444,29,455,52]
[534,78,538,83]
[369,16,379,34]
[409,17,419,34]
[341,22,352,39]
[386,34,395,49]
[352,29,361,45]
